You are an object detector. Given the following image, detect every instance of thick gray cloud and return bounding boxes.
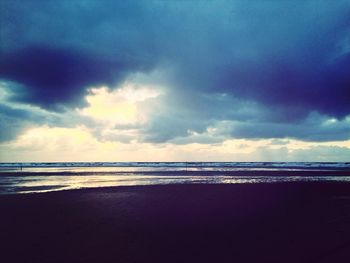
[0,103,56,142]
[0,0,349,143]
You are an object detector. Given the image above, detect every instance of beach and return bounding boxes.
[1,182,350,263]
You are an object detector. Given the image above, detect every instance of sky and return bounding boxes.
[0,0,349,162]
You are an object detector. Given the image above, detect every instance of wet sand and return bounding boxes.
[1,183,350,263]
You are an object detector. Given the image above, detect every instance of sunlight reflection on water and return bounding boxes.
[1,174,350,194]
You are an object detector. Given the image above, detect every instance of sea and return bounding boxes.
[0,162,350,194]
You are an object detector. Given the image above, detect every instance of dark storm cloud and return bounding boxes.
[0,46,143,109]
[217,52,350,120]
[0,0,350,142]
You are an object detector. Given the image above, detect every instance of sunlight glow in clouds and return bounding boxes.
[78,84,161,126]
[10,125,97,152]
[1,76,349,162]
[1,125,349,162]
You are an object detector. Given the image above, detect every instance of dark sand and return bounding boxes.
[1,183,350,263]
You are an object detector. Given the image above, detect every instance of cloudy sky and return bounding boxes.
[0,0,349,162]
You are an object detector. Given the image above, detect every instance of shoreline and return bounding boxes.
[1,169,350,177]
[1,170,350,195]
[1,183,350,262]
